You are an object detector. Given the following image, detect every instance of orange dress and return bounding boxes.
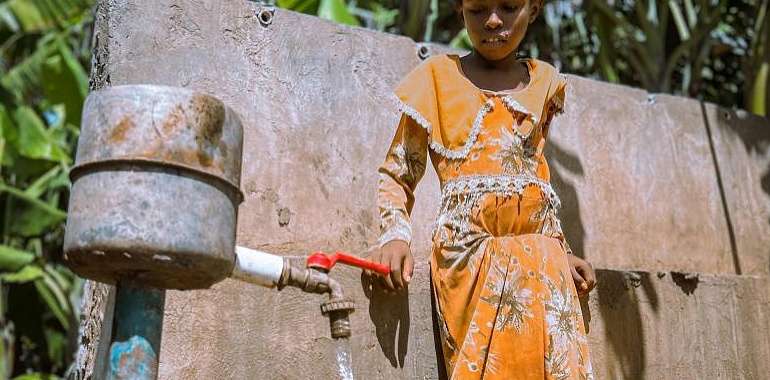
[378,54,594,379]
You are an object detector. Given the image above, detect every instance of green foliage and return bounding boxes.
[274,0,768,114]
[522,0,769,114]
[0,0,93,377]
[274,0,361,26]
[0,0,764,377]
[12,373,60,380]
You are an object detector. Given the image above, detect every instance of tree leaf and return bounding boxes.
[43,326,67,370]
[3,0,47,33]
[1,0,92,33]
[749,62,768,116]
[668,0,690,41]
[0,245,35,272]
[40,37,88,126]
[0,184,67,237]
[43,264,72,298]
[1,265,44,283]
[44,104,77,158]
[318,0,360,26]
[369,3,398,31]
[35,270,69,329]
[11,373,60,380]
[0,103,10,167]
[23,166,64,199]
[276,0,319,15]
[10,106,68,162]
[450,28,472,50]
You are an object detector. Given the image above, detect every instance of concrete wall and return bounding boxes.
[548,79,770,275]
[72,0,770,379]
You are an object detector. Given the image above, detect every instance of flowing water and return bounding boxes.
[334,338,355,380]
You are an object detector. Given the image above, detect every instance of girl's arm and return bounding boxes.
[373,113,429,292]
[541,77,596,296]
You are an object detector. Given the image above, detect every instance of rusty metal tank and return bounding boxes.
[63,85,244,290]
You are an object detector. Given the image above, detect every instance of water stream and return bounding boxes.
[334,338,355,380]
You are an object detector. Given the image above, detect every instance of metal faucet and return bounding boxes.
[280,252,389,339]
[233,248,389,339]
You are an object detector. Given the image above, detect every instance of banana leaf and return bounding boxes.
[0,245,35,272]
[10,106,68,163]
[0,0,92,33]
[0,265,44,283]
[39,37,87,126]
[34,268,70,329]
[0,184,67,237]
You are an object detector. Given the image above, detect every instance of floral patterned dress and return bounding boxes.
[378,54,594,380]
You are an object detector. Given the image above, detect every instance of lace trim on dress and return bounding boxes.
[398,99,494,161]
[441,174,561,209]
[436,174,562,237]
[501,95,539,127]
[379,213,412,247]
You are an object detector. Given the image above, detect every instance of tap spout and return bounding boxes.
[278,261,354,339]
[231,246,355,338]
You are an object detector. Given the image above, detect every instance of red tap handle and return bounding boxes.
[307,252,390,276]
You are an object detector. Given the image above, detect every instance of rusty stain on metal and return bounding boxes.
[72,85,243,188]
[109,116,133,143]
[63,85,245,290]
[161,104,184,135]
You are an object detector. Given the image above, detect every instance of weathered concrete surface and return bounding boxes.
[91,0,770,277]
[79,268,770,380]
[586,270,770,379]
[70,0,770,379]
[704,106,770,275]
[548,81,770,275]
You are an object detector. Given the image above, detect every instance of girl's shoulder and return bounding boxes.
[527,58,567,92]
[397,55,566,97]
[393,53,483,115]
[395,54,461,91]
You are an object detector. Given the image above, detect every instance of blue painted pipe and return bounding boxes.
[108,281,165,380]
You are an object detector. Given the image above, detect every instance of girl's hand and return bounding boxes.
[365,240,414,294]
[567,254,596,297]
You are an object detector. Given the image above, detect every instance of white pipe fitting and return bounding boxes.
[231,246,286,288]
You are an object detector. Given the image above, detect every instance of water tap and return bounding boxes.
[275,251,389,339]
[231,247,389,339]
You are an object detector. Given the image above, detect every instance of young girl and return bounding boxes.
[369,0,596,378]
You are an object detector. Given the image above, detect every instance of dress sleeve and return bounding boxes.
[541,75,567,140]
[545,208,573,255]
[378,113,429,247]
[540,75,571,254]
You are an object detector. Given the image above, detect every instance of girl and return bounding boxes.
[369,0,596,378]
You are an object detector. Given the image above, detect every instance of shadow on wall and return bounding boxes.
[702,102,743,274]
[360,273,410,368]
[593,270,660,379]
[546,141,586,260]
[717,108,770,210]
[711,105,770,273]
[547,142,663,378]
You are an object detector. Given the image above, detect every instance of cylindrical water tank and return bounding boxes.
[63,85,244,290]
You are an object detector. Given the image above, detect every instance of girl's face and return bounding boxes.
[459,0,539,62]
